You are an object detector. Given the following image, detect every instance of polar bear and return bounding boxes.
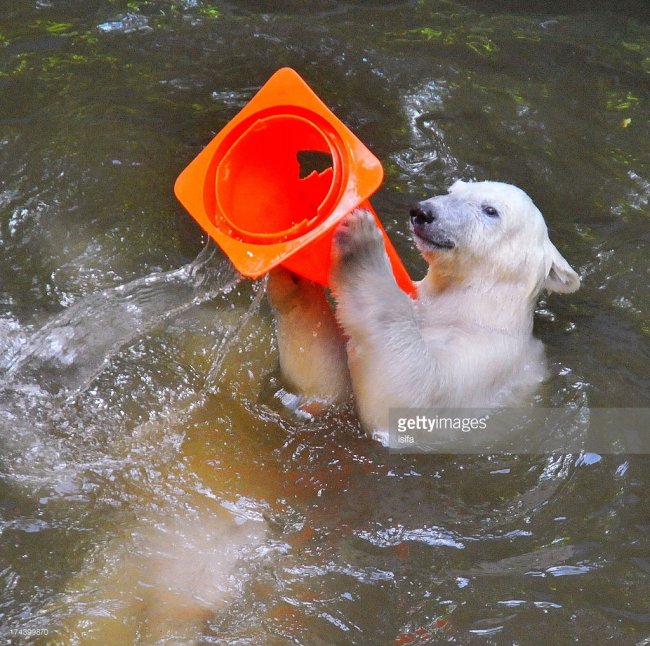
[268,180,580,442]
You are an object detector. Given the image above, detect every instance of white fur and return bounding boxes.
[270,181,580,442]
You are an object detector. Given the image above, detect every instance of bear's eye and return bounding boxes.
[482,205,499,218]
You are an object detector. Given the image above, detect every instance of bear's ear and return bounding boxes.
[448,179,468,193]
[543,240,580,294]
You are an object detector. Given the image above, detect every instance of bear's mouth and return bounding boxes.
[411,226,456,250]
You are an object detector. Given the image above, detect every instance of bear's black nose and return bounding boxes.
[410,204,436,225]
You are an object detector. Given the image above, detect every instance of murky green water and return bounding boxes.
[1,1,648,644]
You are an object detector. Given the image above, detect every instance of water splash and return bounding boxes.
[97,13,153,34]
[1,244,240,397]
[0,246,273,505]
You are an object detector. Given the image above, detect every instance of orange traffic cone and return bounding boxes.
[174,67,415,296]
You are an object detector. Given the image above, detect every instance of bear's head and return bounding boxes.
[409,180,580,298]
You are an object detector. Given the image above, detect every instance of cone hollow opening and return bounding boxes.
[213,111,345,243]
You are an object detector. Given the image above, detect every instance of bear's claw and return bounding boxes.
[333,208,384,264]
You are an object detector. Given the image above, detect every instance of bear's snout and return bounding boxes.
[409,203,436,225]
[409,201,455,251]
